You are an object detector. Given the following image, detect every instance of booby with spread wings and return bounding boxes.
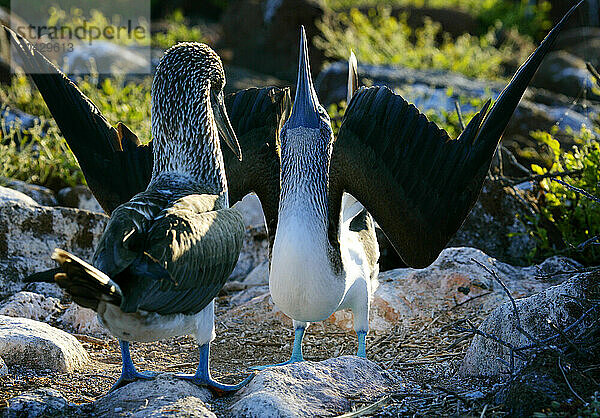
[252,2,582,368]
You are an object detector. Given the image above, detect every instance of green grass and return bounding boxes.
[315,7,534,80]
[152,9,206,49]
[323,0,552,39]
[0,74,151,190]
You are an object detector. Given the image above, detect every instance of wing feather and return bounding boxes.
[328,3,581,268]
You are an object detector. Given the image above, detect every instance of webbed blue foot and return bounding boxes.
[110,340,158,392]
[176,342,254,396]
[356,330,367,358]
[250,326,305,370]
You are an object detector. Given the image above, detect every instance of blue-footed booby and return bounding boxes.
[6,27,290,393]
[252,1,583,368]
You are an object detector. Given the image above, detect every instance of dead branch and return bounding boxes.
[551,178,600,204]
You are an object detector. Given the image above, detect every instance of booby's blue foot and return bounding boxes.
[176,343,254,396]
[356,330,367,358]
[110,340,158,392]
[250,326,305,370]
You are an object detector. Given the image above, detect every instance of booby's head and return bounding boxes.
[151,42,241,183]
[280,27,333,159]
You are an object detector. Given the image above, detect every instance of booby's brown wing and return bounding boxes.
[327,2,580,269]
[5,27,152,215]
[223,87,291,241]
[94,191,243,316]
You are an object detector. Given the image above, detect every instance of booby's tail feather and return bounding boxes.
[51,249,122,311]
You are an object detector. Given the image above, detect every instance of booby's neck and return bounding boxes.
[151,81,227,199]
[278,125,332,235]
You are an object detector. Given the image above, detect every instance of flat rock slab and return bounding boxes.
[89,374,214,417]
[230,356,394,417]
[0,315,89,373]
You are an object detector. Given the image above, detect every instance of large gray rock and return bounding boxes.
[0,196,108,298]
[460,269,599,378]
[57,185,104,213]
[90,373,215,417]
[1,388,72,418]
[59,303,108,336]
[230,356,394,417]
[532,50,599,101]
[229,225,270,281]
[0,291,61,322]
[0,179,57,206]
[0,186,38,206]
[0,315,89,372]
[0,356,7,376]
[64,41,150,79]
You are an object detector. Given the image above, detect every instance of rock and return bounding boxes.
[0,198,108,298]
[0,316,89,372]
[0,186,38,206]
[230,356,394,417]
[64,41,150,79]
[244,260,269,285]
[0,107,43,138]
[229,225,270,281]
[0,356,7,376]
[554,27,600,68]
[221,0,327,81]
[60,303,108,336]
[233,193,267,228]
[532,51,598,101]
[22,282,64,300]
[89,373,215,417]
[330,248,580,334]
[1,388,72,417]
[0,291,61,322]
[460,269,599,378]
[0,178,57,206]
[57,185,104,213]
[448,179,536,266]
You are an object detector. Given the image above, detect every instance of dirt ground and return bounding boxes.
[0,290,509,416]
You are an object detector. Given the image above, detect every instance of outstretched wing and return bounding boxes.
[5,27,152,214]
[7,26,290,228]
[223,87,291,241]
[328,2,580,268]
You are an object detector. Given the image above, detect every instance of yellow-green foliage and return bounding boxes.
[323,0,551,38]
[315,8,533,80]
[152,10,205,49]
[527,127,600,264]
[0,74,151,189]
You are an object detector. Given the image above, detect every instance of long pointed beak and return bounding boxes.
[212,90,242,161]
[287,26,321,129]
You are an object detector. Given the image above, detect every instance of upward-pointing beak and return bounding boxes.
[212,89,242,161]
[287,26,321,129]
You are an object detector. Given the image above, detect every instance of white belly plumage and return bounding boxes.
[97,300,216,345]
[269,198,377,326]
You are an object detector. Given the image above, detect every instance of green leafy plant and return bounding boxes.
[152,9,205,49]
[323,0,551,38]
[526,127,600,264]
[315,8,533,80]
